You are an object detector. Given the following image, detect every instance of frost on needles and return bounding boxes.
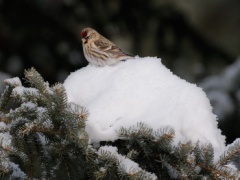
[0,64,239,179]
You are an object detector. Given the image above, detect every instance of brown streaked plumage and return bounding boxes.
[80,27,133,66]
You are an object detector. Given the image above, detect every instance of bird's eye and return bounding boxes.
[81,31,87,38]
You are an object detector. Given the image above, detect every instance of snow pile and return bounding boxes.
[64,57,225,155]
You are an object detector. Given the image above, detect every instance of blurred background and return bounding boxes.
[0,0,240,145]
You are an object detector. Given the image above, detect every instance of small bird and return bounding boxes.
[80,27,133,66]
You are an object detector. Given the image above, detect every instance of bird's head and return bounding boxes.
[80,28,98,44]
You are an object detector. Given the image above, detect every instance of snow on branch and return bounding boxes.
[64,57,225,157]
[0,58,239,179]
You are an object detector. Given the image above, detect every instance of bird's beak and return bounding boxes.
[82,38,87,43]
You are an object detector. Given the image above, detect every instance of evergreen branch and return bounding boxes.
[0,86,13,112]
[52,83,68,114]
[96,147,157,180]
[94,150,119,179]
[24,68,53,112]
[202,144,214,167]
[24,68,49,96]
[0,150,11,175]
[0,69,92,178]
[155,127,174,152]
[193,142,202,165]
[126,150,139,160]
[62,156,73,180]
[217,139,240,166]
[117,123,240,179]
[11,86,44,105]
[196,163,236,179]
[21,125,59,136]
[118,122,154,140]
[0,77,21,112]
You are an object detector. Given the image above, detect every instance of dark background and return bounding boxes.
[0,0,240,144]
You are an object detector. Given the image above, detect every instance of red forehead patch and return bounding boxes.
[81,30,87,38]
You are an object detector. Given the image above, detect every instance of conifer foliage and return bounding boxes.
[0,68,239,179]
[0,68,90,179]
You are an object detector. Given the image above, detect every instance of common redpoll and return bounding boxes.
[80,27,133,66]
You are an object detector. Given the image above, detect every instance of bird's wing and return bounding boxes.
[94,39,117,51]
[94,39,131,57]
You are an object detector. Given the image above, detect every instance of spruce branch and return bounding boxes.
[95,147,157,180]
[217,139,240,166]
[126,150,139,160]
[155,127,174,152]
[0,68,91,179]
[0,86,13,113]
[94,150,119,180]
[117,123,240,179]
[0,78,21,113]
[24,68,49,96]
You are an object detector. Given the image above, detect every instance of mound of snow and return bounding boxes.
[64,57,225,156]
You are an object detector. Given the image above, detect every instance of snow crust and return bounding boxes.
[4,77,22,86]
[64,57,226,155]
